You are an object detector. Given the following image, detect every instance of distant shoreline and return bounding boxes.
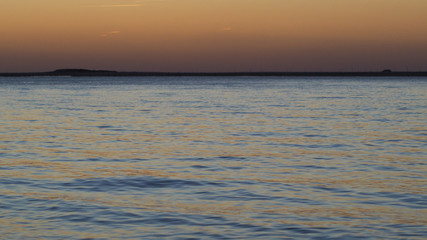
[1,69,427,77]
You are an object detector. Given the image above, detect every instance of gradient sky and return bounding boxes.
[1,0,427,72]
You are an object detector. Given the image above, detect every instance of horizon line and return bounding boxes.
[1,69,427,77]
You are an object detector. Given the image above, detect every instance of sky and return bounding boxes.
[1,0,427,72]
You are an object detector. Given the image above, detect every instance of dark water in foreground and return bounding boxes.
[0,76,426,239]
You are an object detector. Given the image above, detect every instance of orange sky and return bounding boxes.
[1,0,427,72]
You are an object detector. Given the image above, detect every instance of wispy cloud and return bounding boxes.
[94,4,141,8]
[90,0,143,8]
[89,0,165,8]
[100,30,121,37]
[221,27,233,32]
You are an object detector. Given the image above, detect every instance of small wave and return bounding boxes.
[58,176,223,192]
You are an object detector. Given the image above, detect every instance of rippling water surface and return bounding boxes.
[1,76,426,239]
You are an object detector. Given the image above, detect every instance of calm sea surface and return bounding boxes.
[0,76,426,239]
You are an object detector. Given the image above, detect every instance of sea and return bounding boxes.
[0,76,426,239]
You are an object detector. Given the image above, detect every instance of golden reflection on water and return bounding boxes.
[1,78,426,238]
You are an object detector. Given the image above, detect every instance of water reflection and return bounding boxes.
[0,77,426,239]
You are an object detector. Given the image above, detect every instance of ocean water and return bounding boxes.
[0,76,426,239]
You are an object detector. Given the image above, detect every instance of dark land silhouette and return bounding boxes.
[1,69,427,77]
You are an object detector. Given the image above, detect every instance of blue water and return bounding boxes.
[0,76,426,239]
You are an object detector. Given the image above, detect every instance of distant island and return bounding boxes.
[1,69,427,77]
